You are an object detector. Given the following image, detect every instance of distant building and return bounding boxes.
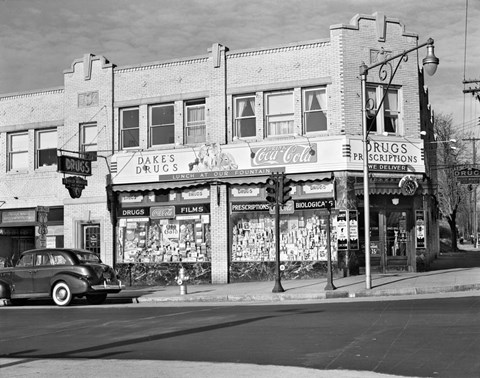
[0,13,439,283]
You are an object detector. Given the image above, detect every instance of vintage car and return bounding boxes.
[0,248,124,306]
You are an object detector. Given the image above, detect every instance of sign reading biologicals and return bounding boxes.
[349,139,424,173]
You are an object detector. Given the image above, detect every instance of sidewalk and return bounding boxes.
[114,247,480,304]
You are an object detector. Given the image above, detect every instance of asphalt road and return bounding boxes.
[1,296,480,377]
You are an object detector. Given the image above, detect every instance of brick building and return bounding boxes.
[0,13,439,284]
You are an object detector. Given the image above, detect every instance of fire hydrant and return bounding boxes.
[175,266,190,295]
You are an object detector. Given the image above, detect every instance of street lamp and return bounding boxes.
[360,38,439,289]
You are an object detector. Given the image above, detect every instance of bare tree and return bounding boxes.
[434,113,470,250]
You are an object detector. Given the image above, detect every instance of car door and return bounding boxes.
[33,251,56,294]
[12,253,35,294]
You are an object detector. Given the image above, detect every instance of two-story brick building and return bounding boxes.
[0,13,439,285]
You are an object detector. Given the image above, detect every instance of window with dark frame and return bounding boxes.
[185,100,205,144]
[150,104,175,146]
[120,107,140,148]
[234,95,256,138]
[8,132,29,172]
[303,87,327,133]
[80,123,98,161]
[366,85,400,135]
[265,91,294,136]
[36,129,57,168]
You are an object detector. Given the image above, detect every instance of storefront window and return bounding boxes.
[231,209,337,262]
[119,216,211,263]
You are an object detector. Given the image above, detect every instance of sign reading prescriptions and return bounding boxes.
[349,139,424,173]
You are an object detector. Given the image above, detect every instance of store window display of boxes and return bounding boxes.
[231,211,337,262]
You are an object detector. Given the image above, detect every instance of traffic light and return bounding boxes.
[279,173,292,205]
[266,175,277,204]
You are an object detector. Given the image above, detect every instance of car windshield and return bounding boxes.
[74,251,100,263]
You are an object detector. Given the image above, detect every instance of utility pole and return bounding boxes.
[462,80,480,246]
[464,137,480,247]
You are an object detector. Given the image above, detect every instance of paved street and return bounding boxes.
[1,246,480,377]
[1,296,480,377]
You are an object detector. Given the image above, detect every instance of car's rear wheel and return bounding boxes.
[52,282,73,306]
[86,293,107,305]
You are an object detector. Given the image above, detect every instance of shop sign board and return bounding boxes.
[337,210,348,250]
[150,206,176,219]
[231,187,261,198]
[302,181,333,195]
[119,207,149,218]
[1,209,36,224]
[336,210,359,250]
[349,210,359,250]
[57,155,92,176]
[294,199,334,210]
[349,139,424,173]
[181,189,210,200]
[415,210,426,249]
[455,167,480,183]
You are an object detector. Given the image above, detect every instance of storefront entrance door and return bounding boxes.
[384,211,408,271]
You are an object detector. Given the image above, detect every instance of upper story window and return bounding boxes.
[120,107,139,149]
[366,85,401,135]
[185,100,205,144]
[8,132,28,172]
[265,91,294,136]
[150,104,174,146]
[234,95,256,138]
[80,123,97,161]
[36,129,57,168]
[303,87,327,133]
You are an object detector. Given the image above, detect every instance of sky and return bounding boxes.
[0,0,479,132]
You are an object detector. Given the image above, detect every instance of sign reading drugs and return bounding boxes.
[57,155,92,176]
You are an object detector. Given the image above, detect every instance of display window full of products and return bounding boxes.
[118,216,211,263]
[231,210,337,262]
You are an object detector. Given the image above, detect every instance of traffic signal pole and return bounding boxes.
[272,183,285,293]
[267,172,285,293]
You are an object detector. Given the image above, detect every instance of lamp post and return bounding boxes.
[360,38,439,289]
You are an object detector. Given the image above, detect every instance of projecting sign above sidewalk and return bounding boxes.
[455,167,480,183]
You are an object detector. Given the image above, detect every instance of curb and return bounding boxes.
[132,284,480,303]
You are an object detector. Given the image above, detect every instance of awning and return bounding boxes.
[111,172,333,192]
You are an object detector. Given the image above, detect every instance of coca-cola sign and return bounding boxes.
[251,144,317,166]
[150,206,176,219]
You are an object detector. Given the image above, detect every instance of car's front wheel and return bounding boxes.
[86,293,107,305]
[52,281,73,306]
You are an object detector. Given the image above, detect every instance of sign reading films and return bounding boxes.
[57,155,92,198]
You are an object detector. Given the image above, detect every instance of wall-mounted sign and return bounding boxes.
[150,206,176,219]
[58,155,92,176]
[231,187,261,198]
[294,199,334,210]
[1,209,36,224]
[119,207,149,218]
[119,193,143,203]
[337,210,348,250]
[62,176,88,198]
[416,210,426,249]
[251,144,317,166]
[181,188,210,200]
[336,210,359,250]
[348,210,359,250]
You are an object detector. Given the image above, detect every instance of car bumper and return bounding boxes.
[90,281,125,292]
